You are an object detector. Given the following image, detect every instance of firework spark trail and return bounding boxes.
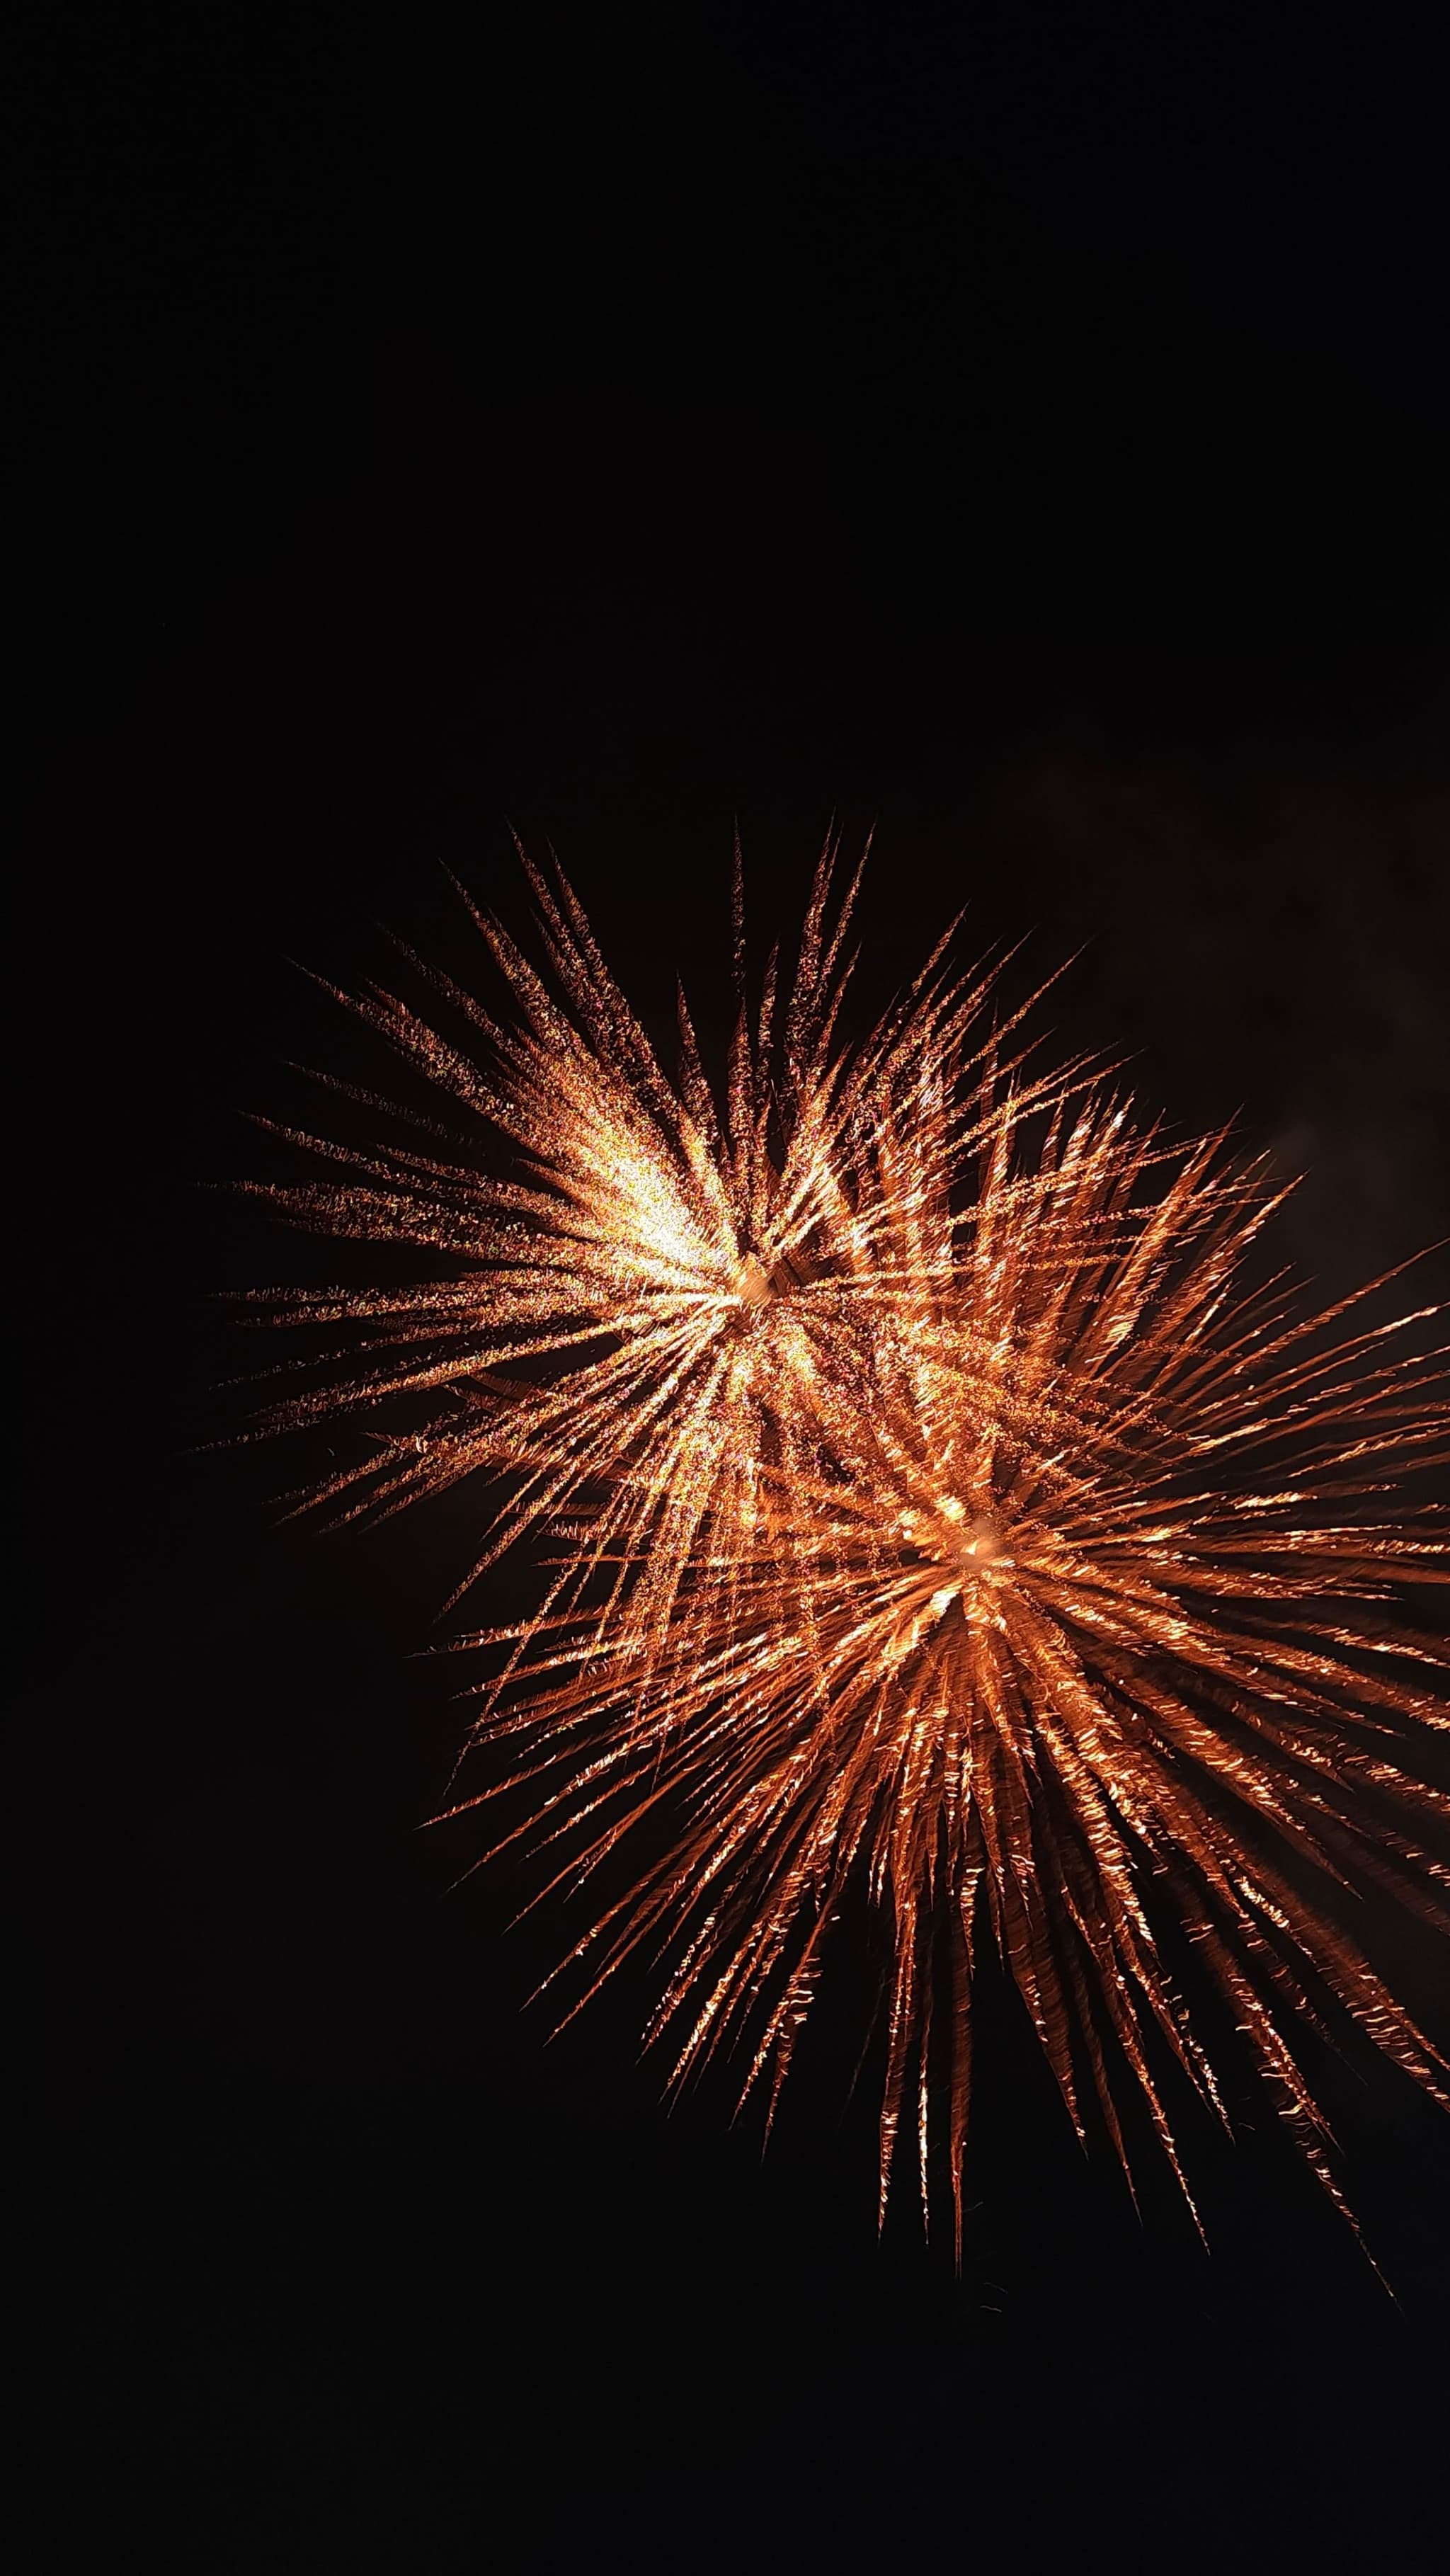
[240,843,1450,2252]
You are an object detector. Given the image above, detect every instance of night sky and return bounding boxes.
[23,8,1450,2568]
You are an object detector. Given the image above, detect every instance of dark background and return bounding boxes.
[21,6,1449,2567]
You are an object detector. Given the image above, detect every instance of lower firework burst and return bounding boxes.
[445,1086,1450,2258]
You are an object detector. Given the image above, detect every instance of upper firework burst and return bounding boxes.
[236,836,1074,1629]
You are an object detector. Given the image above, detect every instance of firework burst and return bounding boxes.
[455,1087,1450,2253]
[241,842,1450,2252]
[236,836,1073,1634]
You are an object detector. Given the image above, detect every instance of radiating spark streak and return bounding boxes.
[241,840,1450,2255]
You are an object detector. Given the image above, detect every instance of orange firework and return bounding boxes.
[241,843,1450,2252]
[452,1083,1450,2255]
[236,837,1076,1637]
